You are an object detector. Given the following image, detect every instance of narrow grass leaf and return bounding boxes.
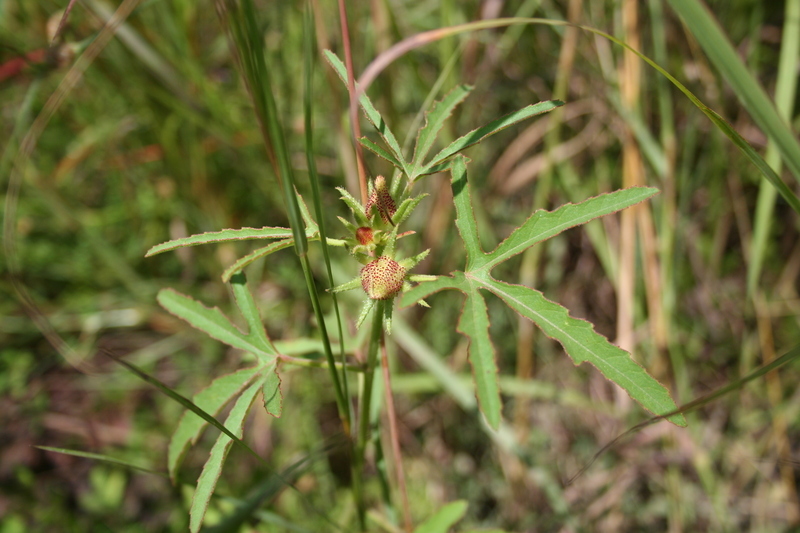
[667,0,800,185]
[104,351,264,465]
[262,361,283,417]
[157,289,275,361]
[485,279,686,426]
[145,227,297,257]
[484,187,659,271]
[168,367,262,482]
[36,446,165,477]
[413,500,468,533]
[190,376,265,533]
[412,85,473,171]
[393,317,476,409]
[304,2,351,428]
[323,50,409,174]
[423,100,563,172]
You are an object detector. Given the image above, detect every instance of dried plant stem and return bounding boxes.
[337,0,369,204]
[380,340,412,532]
[755,297,800,525]
[616,0,641,411]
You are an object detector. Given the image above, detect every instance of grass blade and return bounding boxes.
[36,446,165,477]
[667,0,800,185]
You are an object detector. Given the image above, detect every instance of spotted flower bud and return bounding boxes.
[360,255,406,300]
[365,175,396,224]
[355,227,374,246]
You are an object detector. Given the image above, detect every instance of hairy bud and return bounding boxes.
[360,256,406,300]
[365,175,396,224]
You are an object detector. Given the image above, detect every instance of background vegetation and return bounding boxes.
[1,0,799,531]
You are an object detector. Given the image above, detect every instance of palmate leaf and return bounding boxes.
[400,156,686,429]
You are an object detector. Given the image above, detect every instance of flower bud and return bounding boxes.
[365,175,396,224]
[360,255,406,300]
[355,227,374,245]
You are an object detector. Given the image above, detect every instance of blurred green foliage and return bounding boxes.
[1,0,799,531]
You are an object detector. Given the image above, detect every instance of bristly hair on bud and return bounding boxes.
[365,175,396,225]
[360,255,406,300]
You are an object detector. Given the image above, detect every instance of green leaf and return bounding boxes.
[422,100,563,173]
[221,239,296,283]
[145,227,295,257]
[392,194,429,227]
[456,278,502,429]
[412,84,473,170]
[104,351,265,472]
[230,272,275,354]
[323,50,409,175]
[359,136,405,170]
[336,186,369,226]
[449,156,485,269]
[190,375,266,533]
[168,367,262,482]
[37,446,164,477]
[400,275,461,307]
[158,289,277,362]
[262,362,283,417]
[413,500,468,533]
[486,280,685,426]
[483,186,659,272]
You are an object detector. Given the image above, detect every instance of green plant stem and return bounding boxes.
[277,353,363,372]
[219,0,351,434]
[303,1,353,431]
[353,299,385,530]
[748,0,800,295]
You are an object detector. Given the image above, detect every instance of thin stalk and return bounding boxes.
[217,0,351,431]
[277,353,363,372]
[748,0,799,295]
[337,0,369,203]
[355,300,385,529]
[304,1,353,433]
